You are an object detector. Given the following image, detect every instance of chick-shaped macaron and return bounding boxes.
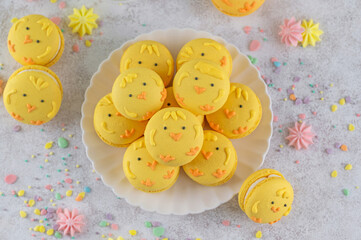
[112,67,166,121]
[183,130,237,186]
[144,107,204,167]
[173,59,230,115]
[123,137,180,193]
[94,93,148,147]
[120,40,174,87]
[206,83,262,138]
[3,65,62,125]
[176,38,232,76]
[7,14,65,67]
[238,169,294,224]
[211,0,266,17]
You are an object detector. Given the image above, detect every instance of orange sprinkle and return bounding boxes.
[340,144,348,151]
[289,94,296,101]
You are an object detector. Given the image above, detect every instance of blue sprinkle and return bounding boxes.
[84,186,91,193]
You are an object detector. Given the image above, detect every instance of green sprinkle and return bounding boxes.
[46,175,50,178]
[283,62,287,66]
[99,221,108,227]
[58,137,69,149]
[153,227,165,237]
[55,193,61,200]
[68,154,72,157]
[343,189,349,196]
[142,24,146,27]
[40,166,43,169]
[62,157,66,160]
[57,169,61,172]
[278,130,283,133]
[54,231,62,238]
[25,160,29,162]
[144,221,152,228]
[312,90,315,93]
[263,38,267,41]
[40,129,44,132]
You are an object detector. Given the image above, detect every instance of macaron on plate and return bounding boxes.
[81,29,272,215]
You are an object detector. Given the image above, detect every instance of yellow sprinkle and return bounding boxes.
[50,199,53,202]
[66,190,73,197]
[108,238,114,240]
[38,225,45,233]
[330,83,334,87]
[51,189,54,192]
[256,231,262,238]
[331,170,338,178]
[76,181,80,184]
[129,230,137,236]
[69,134,73,138]
[92,169,96,173]
[47,229,54,236]
[116,237,124,240]
[31,155,35,158]
[101,235,106,238]
[11,17,18,23]
[345,164,352,170]
[79,192,86,197]
[52,203,56,206]
[34,225,39,232]
[24,200,27,204]
[283,98,287,101]
[45,142,53,149]
[19,210,27,218]
[279,145,283,148]
[34,209,41,215]
[62,128,66,131]
[320,97,324,101]
[65,169,69,172]
[28,199,35,207]
[29,228,33,231]
[49,152,54,155]
[320,91,323,94]
[331,105,337,112]
[18,190,25,197]
[356,186,359,189]
[50,0,57,3]
[339,98,345,105]
[348,124,355,131]
[76,165,80,168]
[85,40,92,47]
[39,220,44,223]
[45,159,49,163]
[28,185,32,189]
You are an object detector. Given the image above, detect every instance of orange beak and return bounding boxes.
[115,112,122,116]
[169,132,182,141]
[26,104,36,113]
[271,206,280,213]
[194,85,206,94]
[24,35,33,44]
[137,91,147,100]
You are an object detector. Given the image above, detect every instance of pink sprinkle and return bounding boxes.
[41,209,47,215]
[90,39,94,43]
[271,57,278,62]
[50,17,61,25]
[356,113,360,117]
[65,173,69,176]
[249,40,261,51]
[96,177,100,181]
[222,220,230,226]
[308,74,312,78]
[278,88,282,92]
[100,32,104,36]
[259,28,264,33]
[273,116,279,122]
[74,146,78,149]
[111,224,119,230]
[59,1,66,9]
[72,44,80,53]
[298,114,306,120]
[4,174,17,184]
[237,225,241,228]
[70,185,74,189]
[295,160,300,164]
[56,208,63,214]
[243,26,251,34]
[38,197,43,201]
[312,111,317,116]
[65,178,73,184]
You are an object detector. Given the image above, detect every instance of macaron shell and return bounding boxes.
[206,82,262,139]
[93,93,147,147]
[176,38,232,76]
[120,40,174,87]
[123,138,180,193]
[173,59,230,115]
[183,130,237,186]
[112,67,166,121]
[3,65,62,125]
[144,107,204,167]
[7,14,64,67]
[211,0,266,17]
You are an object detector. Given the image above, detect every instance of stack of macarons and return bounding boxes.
[94,38,263,193]
[3,14,65,125]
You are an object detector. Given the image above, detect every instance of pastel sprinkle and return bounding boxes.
[28,199,35,207]
[345,164,352,170]
[84,186,91,193]
[298,114,306,120]
[222,220,230,226]
[72,44,80,52]
[331,105,337,112]
[99,221,108,227]
[153,227,165,237]
[343,189,349,196]
[19,210,27,218]
[340,144,348,151]
[34,208,41,215]
[54,231,62,238]
[59,1,66,9]
[50,17,61,25]
[14,125,22,132]
[111,223,119,230]
[145,221,152,228]
[66,190,73,197]
[85,40,92,47]
[348,124,355,131]
[4,174,17,184]
[256,231,262,238]
[129,230,137,236]
[18,190,25,197]
[47,229,54,236]
[339,98,345,105]
[45,142,53,149]
[57,137,69,148]
[331,170,338,178]
[243,26,251,34]
[249,40,261,51]
[55,193,61,200]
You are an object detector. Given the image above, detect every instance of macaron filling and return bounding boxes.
[16,69,61,90]
[243,174,281,205]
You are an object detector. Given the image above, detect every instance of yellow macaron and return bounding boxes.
[183,130,237,186]
[173,59,230,115]
[7,14,65,67]
[206,83,262,138]
[238,169,294,224]
[3,65,62,125]
[144,107,204,167]
[123,137,180,193]
[120,40,174,87]
[93,93,148,147]
[211,0,266,17]
[176,38,232,76]
[112,67,166,121]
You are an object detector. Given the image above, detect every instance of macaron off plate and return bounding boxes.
[3,65,62,125]
[238,169,294,224]
[7,14,64,67]
[211,0,266,17]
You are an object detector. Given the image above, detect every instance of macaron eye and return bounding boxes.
[271,201,274,204]
[182,126,186,130]
[108,114,111,117]
[284,204,287,207]
[201,53,205,56]
[26,27,30,30]
[163,126,167,130]
[195,77,198,80]
[210,83,214,87]
[40,99,45,103]
[143,82,147,86]
[137,157,141,161]
[154,63,158,66]
[138,61,142,64]
[239,105,243,108]
[36,40,40,43]
[129,94,133,97]
[216,147,219,150]
[167,103,171,106]
[23,93,27,97]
